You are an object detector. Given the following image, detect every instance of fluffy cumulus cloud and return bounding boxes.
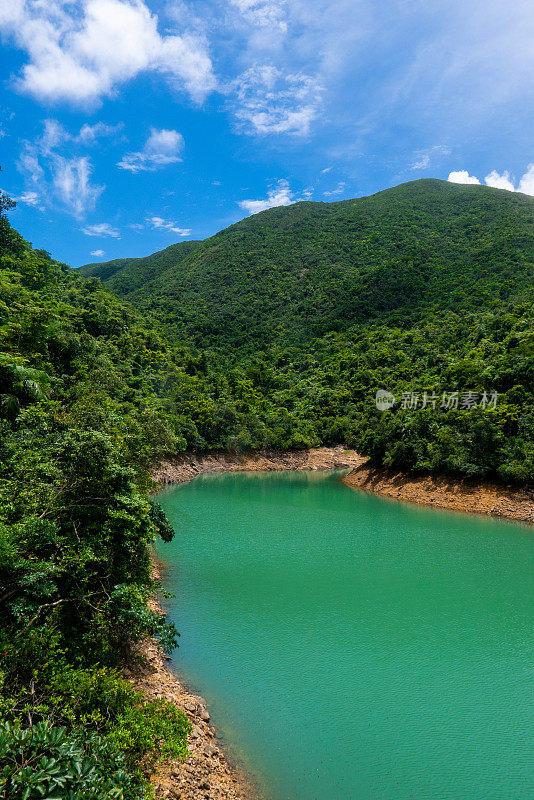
[17,120,111,217]
[448,164,534,195]
[117,128,184,172]
[232,66,323,136]
[90,249,105,256]
[82,222,120,237]
[239,179,303,214]
[484,170,515,191]
[146,216,191,235]
[0,0,215,106]
[447,170,481,185]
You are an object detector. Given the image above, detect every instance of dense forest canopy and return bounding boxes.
[82,179,534,350]
[1,178,532,796]
[82,179,534,480]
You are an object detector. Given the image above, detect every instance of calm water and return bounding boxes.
[156,471,533,800]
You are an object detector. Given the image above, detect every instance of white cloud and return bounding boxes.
[518,164,534,195]
[0,0,215,107]
[117,128,184,172]
[15,119,121,217]
[90,249,105,257]
[239,179,297,214]
[146,216,191,235]
[77,121,123,145]
[411,146,451,171]
[53,157,103,218]
[231,0,287,32]
[18,149,45,186]
[448,164,534,195]
[323,180,346,197]
[82,222,120,238]
[18,191,40,207]
[413,154,430,170]
[232,66,323,136]
[447,170,481,185]
[484,170,515,191]
[18,143,103,219]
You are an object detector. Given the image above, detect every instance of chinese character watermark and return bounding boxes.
[375,389,498,411]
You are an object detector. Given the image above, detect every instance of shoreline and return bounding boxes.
[140,447,532,797]
[151,445,366,485]
[126,557,260,800]
[341,463,533,525]
[153,446,532,525]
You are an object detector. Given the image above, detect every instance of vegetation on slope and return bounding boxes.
[82,179,534,480]
[0,194,196,798]
[81,179,534,349]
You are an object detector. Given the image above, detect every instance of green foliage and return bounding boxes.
[81,179,533,480]
[82,179,534,351]
[0,202,194,797]
[0,721,141,800]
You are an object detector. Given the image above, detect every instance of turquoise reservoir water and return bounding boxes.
[156,471,533,800]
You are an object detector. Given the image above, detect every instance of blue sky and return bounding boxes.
[0,0,533,267]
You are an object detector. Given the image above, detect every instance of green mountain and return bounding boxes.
[81,238,201,296]
[79,179,534,482]
[81,179,534,350]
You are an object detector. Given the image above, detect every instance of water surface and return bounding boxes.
[156,471,533,800]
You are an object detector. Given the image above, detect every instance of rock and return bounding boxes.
[183,701,197,712]
[200,708,210,722]
[203,742,218,757]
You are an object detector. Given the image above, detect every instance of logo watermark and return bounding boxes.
[375,389,396,411]
[375,389,498,411]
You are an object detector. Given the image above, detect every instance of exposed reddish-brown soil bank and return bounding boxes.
[138,447,364,800]
[152,446,366,485]
[342,463,533,525]
[126,634,258,800]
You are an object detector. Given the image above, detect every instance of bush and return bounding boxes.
[0,721,144,800]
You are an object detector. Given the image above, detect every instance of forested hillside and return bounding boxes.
[82,179,534,480]
[82,179,534,349]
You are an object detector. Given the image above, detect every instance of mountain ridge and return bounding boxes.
[80,179,534,350]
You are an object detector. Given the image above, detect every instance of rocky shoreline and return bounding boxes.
[151,445,366,485]
[125,564,259,800]
[342,463,533,525]
[133,446,365,800]
[153,446,532,525]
